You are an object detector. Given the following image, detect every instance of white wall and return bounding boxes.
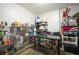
[0,3,36,27]
[69,5,79,16]
[40,5,79,32]
[39,10,59,32]
[0,4,79,32]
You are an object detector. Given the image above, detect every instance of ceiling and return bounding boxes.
[18,3,79,15]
